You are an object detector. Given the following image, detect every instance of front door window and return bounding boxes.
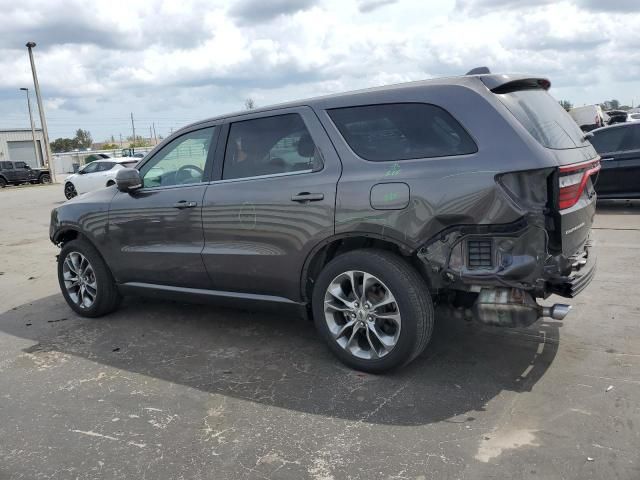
[139,128,215,188]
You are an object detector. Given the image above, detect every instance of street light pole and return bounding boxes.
[25,42,55,181]
[19,87,40,167]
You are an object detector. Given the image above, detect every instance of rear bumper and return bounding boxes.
[547,245,596,298]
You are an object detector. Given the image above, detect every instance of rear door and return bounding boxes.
[201,107,341,301]
[2,162,18,183]
[107,125,218,289]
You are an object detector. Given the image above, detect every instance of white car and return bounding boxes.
[64,158,139,199]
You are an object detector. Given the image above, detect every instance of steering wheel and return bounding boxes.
[175,164,204,184]
[268,157,286,173]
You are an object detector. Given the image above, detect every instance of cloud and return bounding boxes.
[358,0,398,13]
[456,0,640,15]
[1,0,639,141]
[455,0,556,15]
[577,0,640,12]
[228,0,318,24]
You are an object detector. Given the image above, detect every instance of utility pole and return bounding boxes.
[19,88,40,167]
[26,41,55,181]
[149,125,153,145]
[119,133,123,147]
[152,122,157,145]
[130,112,136,154]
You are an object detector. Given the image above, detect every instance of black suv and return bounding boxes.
[50,73,598,372]
[0,161,51,187]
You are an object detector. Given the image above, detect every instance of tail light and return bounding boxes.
[558,159,600,210]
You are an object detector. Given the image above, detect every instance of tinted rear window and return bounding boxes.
[328,103,477,161]
[497,90,585,149]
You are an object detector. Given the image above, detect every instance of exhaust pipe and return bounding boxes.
[540,304,572,320]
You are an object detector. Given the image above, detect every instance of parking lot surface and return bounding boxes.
[1,185,639,479]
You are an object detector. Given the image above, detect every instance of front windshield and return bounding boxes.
[497,89,586,149]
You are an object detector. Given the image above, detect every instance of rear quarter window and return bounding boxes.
[496,89,585,149]
[328,103,477,161]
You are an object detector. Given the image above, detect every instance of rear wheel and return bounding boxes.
[58,239,121,317]
[40,173,51,184]
[64,182,77,199]
[312,249,434,373]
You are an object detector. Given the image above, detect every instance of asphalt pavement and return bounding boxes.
[0,184,638,479]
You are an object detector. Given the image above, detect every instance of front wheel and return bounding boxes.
[58,239,121,317]
[312,249,434,373]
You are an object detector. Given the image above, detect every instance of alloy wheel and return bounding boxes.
[323,270,401,360]
[62,251,97,309]
[64,183,77,199]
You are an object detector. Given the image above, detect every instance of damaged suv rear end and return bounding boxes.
[320,72,597,356]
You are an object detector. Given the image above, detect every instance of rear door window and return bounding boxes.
[590,126,633,153]
[222,113,322,180]
[328,103,477,161]
[97,162,115,172]
[496,89,586,149]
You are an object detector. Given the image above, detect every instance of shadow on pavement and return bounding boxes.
[0,294,559,426]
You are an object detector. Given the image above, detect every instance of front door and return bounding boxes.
[201,107,341,302]
[591,125,633,196]
[107,126,218,288]
[75,161,101,194]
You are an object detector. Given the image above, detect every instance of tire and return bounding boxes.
[312,249,434,373]
[40,173,51,184]
[64,182,77,199]
[58,239,121,318]
[0,177,6,188]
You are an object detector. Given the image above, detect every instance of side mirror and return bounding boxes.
[116,168,143,193]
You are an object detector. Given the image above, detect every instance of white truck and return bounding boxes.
[568,105,606,132]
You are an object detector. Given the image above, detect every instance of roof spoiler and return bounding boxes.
[465,66,491,75]
[464,68,551,92]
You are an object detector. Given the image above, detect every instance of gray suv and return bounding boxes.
[50,72,599,372]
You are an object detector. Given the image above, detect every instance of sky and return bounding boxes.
[1,0,639,142]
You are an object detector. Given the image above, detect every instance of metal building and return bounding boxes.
[0,128,45,168]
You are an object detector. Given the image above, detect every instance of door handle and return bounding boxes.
[173,200,197,209]
[291,192,324,203]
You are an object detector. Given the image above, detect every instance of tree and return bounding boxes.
[244,98,256,110]
[127,135,150,147]
[603,99,620,110]
[559,100,573,111]
[50,137,78,153]
[75,129,93,149]
[101,143,118,150]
